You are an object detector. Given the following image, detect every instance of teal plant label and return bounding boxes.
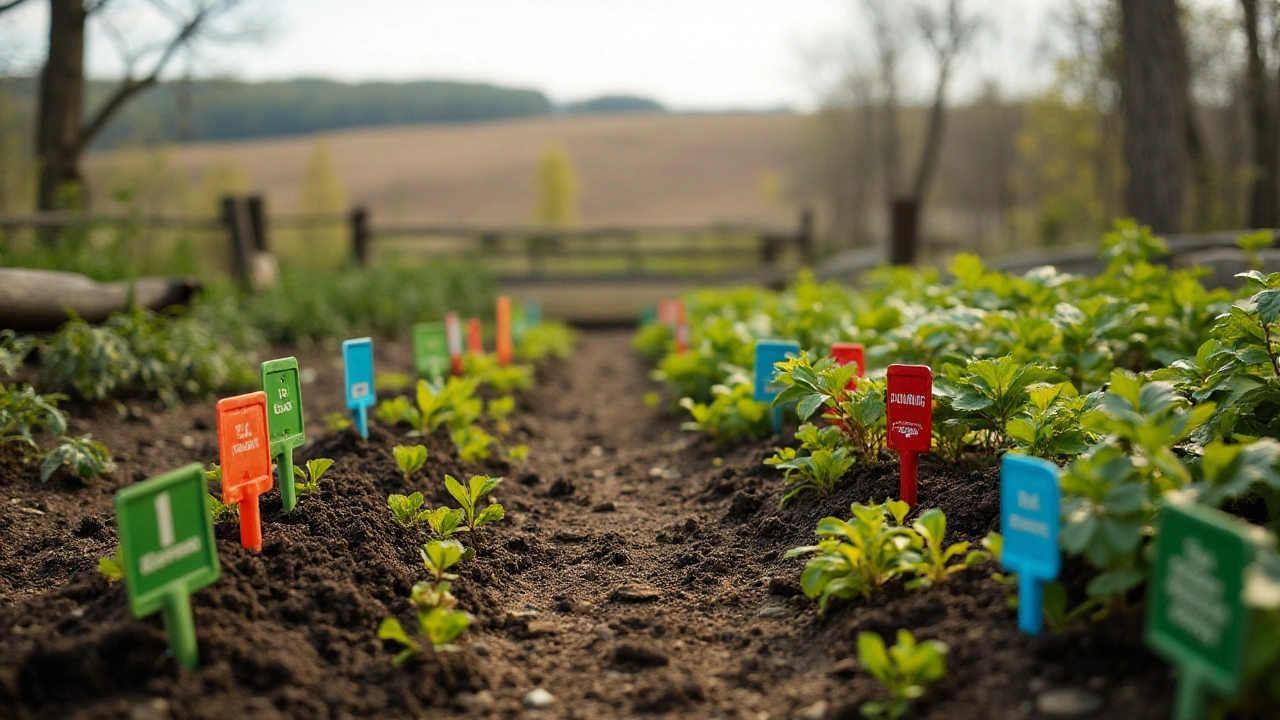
[114,463,219,668]
[999,453,1061,635]
[261,357,306,511]
[754,339,800,434]
[1146,501,1265,720]
[413,322,450,381]
[342,337,375,439]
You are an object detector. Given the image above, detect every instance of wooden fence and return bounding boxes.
[0,195,816,287]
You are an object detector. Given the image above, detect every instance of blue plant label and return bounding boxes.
[525,298,542,327]
[342,338,375,438]
[1000,453,1062,635]
[753,340,800,402]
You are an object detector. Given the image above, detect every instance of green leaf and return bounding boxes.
[475,503,505,528]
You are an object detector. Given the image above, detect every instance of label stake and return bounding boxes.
[999,453,1062,635]
[217,391,273,549]
[261,358,306,512]
[342,338,375,439]
[886,364,932,506]
[754,340,801,435]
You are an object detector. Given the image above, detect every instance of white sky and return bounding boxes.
[0,0,1230,111]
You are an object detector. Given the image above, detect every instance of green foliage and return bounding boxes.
[486,396,515,435]
[422,506,465,539]
[772,353,886,460]
[462,353,534,393]
[322,412,352,431]
[388,491,429,530]
[420,539,466,583]
[203,464,240,522]
[451,425,495,463]
[0,330,31,378]
[901,509,989,590]
[766,423,857,507]
[445,474,505,531]
[934,356,1060,452]
[377,377,482,436]
[784,500,915,609]
[857,630,948,720]
[679,379,771,444]
[0,384,68,448]
[39,435,113,482]
[37,307,258,406]
[98,548,125,581]
[393,444,428,481]
[516,321,577,362]
[377,608,473,662]
[292,457,334,495]
[1004,382,1098,459]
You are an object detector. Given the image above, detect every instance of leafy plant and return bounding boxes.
[421,539,466,583]
[766,423,857,507]
[1005,382,1098,459]
[772,353,886,460]
[292,457,334,495]
[98,548,125,581]
[378,608,473,662]
[679,378,771,444]
[393,444,428,482]
[445,474,505,531]
[322,412,352,431]
[378,377,482,436]
[505,444,530,461]
[785,499,916,609]
[0,384,67,448]
[901,509,989,590]
[857,629,948,720]
[933,356,1059,452]
[411,580,457,611]
[40,435,113,482]
[422,506,465,538]
[451,426,495,463]
[486,395,516,434]
[462,353,534,393]
[388,491,430,530]
[204,463,240,522]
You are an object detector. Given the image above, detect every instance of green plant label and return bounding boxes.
[261,357,305,512]
[1146,501,1264,719]
[414,321,450,381]
[114,463,220,668]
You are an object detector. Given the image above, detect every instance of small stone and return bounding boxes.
[469,641,492,657]
[525,620,558,637]
[554,530,587,543]
[612,584,662,602]
[592,501,616,513]
[594,625,616,641]
[619,485,637,495]
[592,469,605,478]
[523,688,555,709]
[612,642,669,668]
[756,604,789,618]
[590,445,604,457]
[799,700,828,720]
[570,600,595,614]
[1035,688,1104,717]
[457,690,495,712]
[129,698,170,720]
[19,507,44,515]
[180,435,196,449]
[648,467,665,477]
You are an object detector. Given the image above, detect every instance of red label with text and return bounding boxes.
[886,364,932,453]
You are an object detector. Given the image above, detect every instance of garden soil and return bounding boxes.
[0,331,1177,720]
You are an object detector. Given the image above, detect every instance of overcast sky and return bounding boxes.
[0,0,1230,111]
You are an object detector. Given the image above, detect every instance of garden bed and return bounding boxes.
[0,330,1174,719]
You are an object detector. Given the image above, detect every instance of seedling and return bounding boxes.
[292,457,334,496]
[857,629,948,720]
[767,423,857,507]
[422,506,465,538]
[421,539,466,582]
[202,464,239,522]
[323,412,352,432]
[505,444,530,461]
[261,357,306,513]
[39,434,113,482]
[487,396,516,435]
[393,444,428,482]
[902,508,988,590]
[785,499,916,609]
[377,378,482,436]
[445,474,505,531]
[98,547,125,581]
[411,580,457,611]
[451,425,495,463]
[378,607,473,662]
[388,492,429,530]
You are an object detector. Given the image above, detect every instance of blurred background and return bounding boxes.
[0,0,1269,318]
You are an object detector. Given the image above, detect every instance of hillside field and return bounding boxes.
[84,112,808,229]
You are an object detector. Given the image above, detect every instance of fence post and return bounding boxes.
[246,195,269,252]
[350,207,370,265]
[797,207,815,264]
[890,197,920,265]
[221,196,253,288]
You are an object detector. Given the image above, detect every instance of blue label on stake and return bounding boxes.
[1000,453,1062,635]
[754,340,800,434]
[525,299,542,327]
[342,337,376,439]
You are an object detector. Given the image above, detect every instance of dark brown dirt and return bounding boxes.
[0,331,1177,719]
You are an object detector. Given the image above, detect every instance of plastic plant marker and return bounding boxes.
[215,392,273,551]
[342,338,376,439]
[999,454,1061,635]
[831,342,866,382]
[512,304,527,346]
[638,305,657,327]
[446,312,464,376]
[675,301,688,355]
[413,321,450,382]
[496,296,513,367]
[753,340,801,435]
[114,463,220,670]
[261,358,306,513]
[525,298,541,326]
[886,364,932,506]
[467,318,484,355]
[1145,501,1266,720]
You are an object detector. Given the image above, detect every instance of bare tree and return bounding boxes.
[33,0,259,215]
[862,0,905,204]
[1243,0,1277,227]
[910,0,982,201]
[1120,0,1190,233]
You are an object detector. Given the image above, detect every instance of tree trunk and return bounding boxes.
[35,0,87,216]
[1244,0,1279,228]
[1120,0,1188,233]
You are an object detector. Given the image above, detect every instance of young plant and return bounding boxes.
[679,379,772,444]
[378,377,482,435]
[785,499,917,609]
[422,506,465,539]
[388,491,430,530]
[421,539,467,583]
[1004,382,1098,460]
[393,444,428,482]
[445,474,505,531]
[378,607,473,663]
[204,463,240,522]
[322,412,352,431]
[98,548,125,581]
[292,457,334,495]
[487,396,516,435]
[772,353,886,460]
[39,435,113,482]
[411,579,457,611]
[901,509,989,590]
[765,423,857,507]
[857,629,948,720]
[933,356,1059,452]
[451,426,495,463]
[0,384,68,449]
[505,443,530,461]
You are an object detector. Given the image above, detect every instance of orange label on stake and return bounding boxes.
[215,392,273,551]
[496,296,513,367]
[467,318,483,355]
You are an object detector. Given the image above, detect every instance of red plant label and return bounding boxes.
[886,364,932,453]
[215,391,273,551]
[467,318,483,355]
[831,342,865,380]
[496,296,513,366]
